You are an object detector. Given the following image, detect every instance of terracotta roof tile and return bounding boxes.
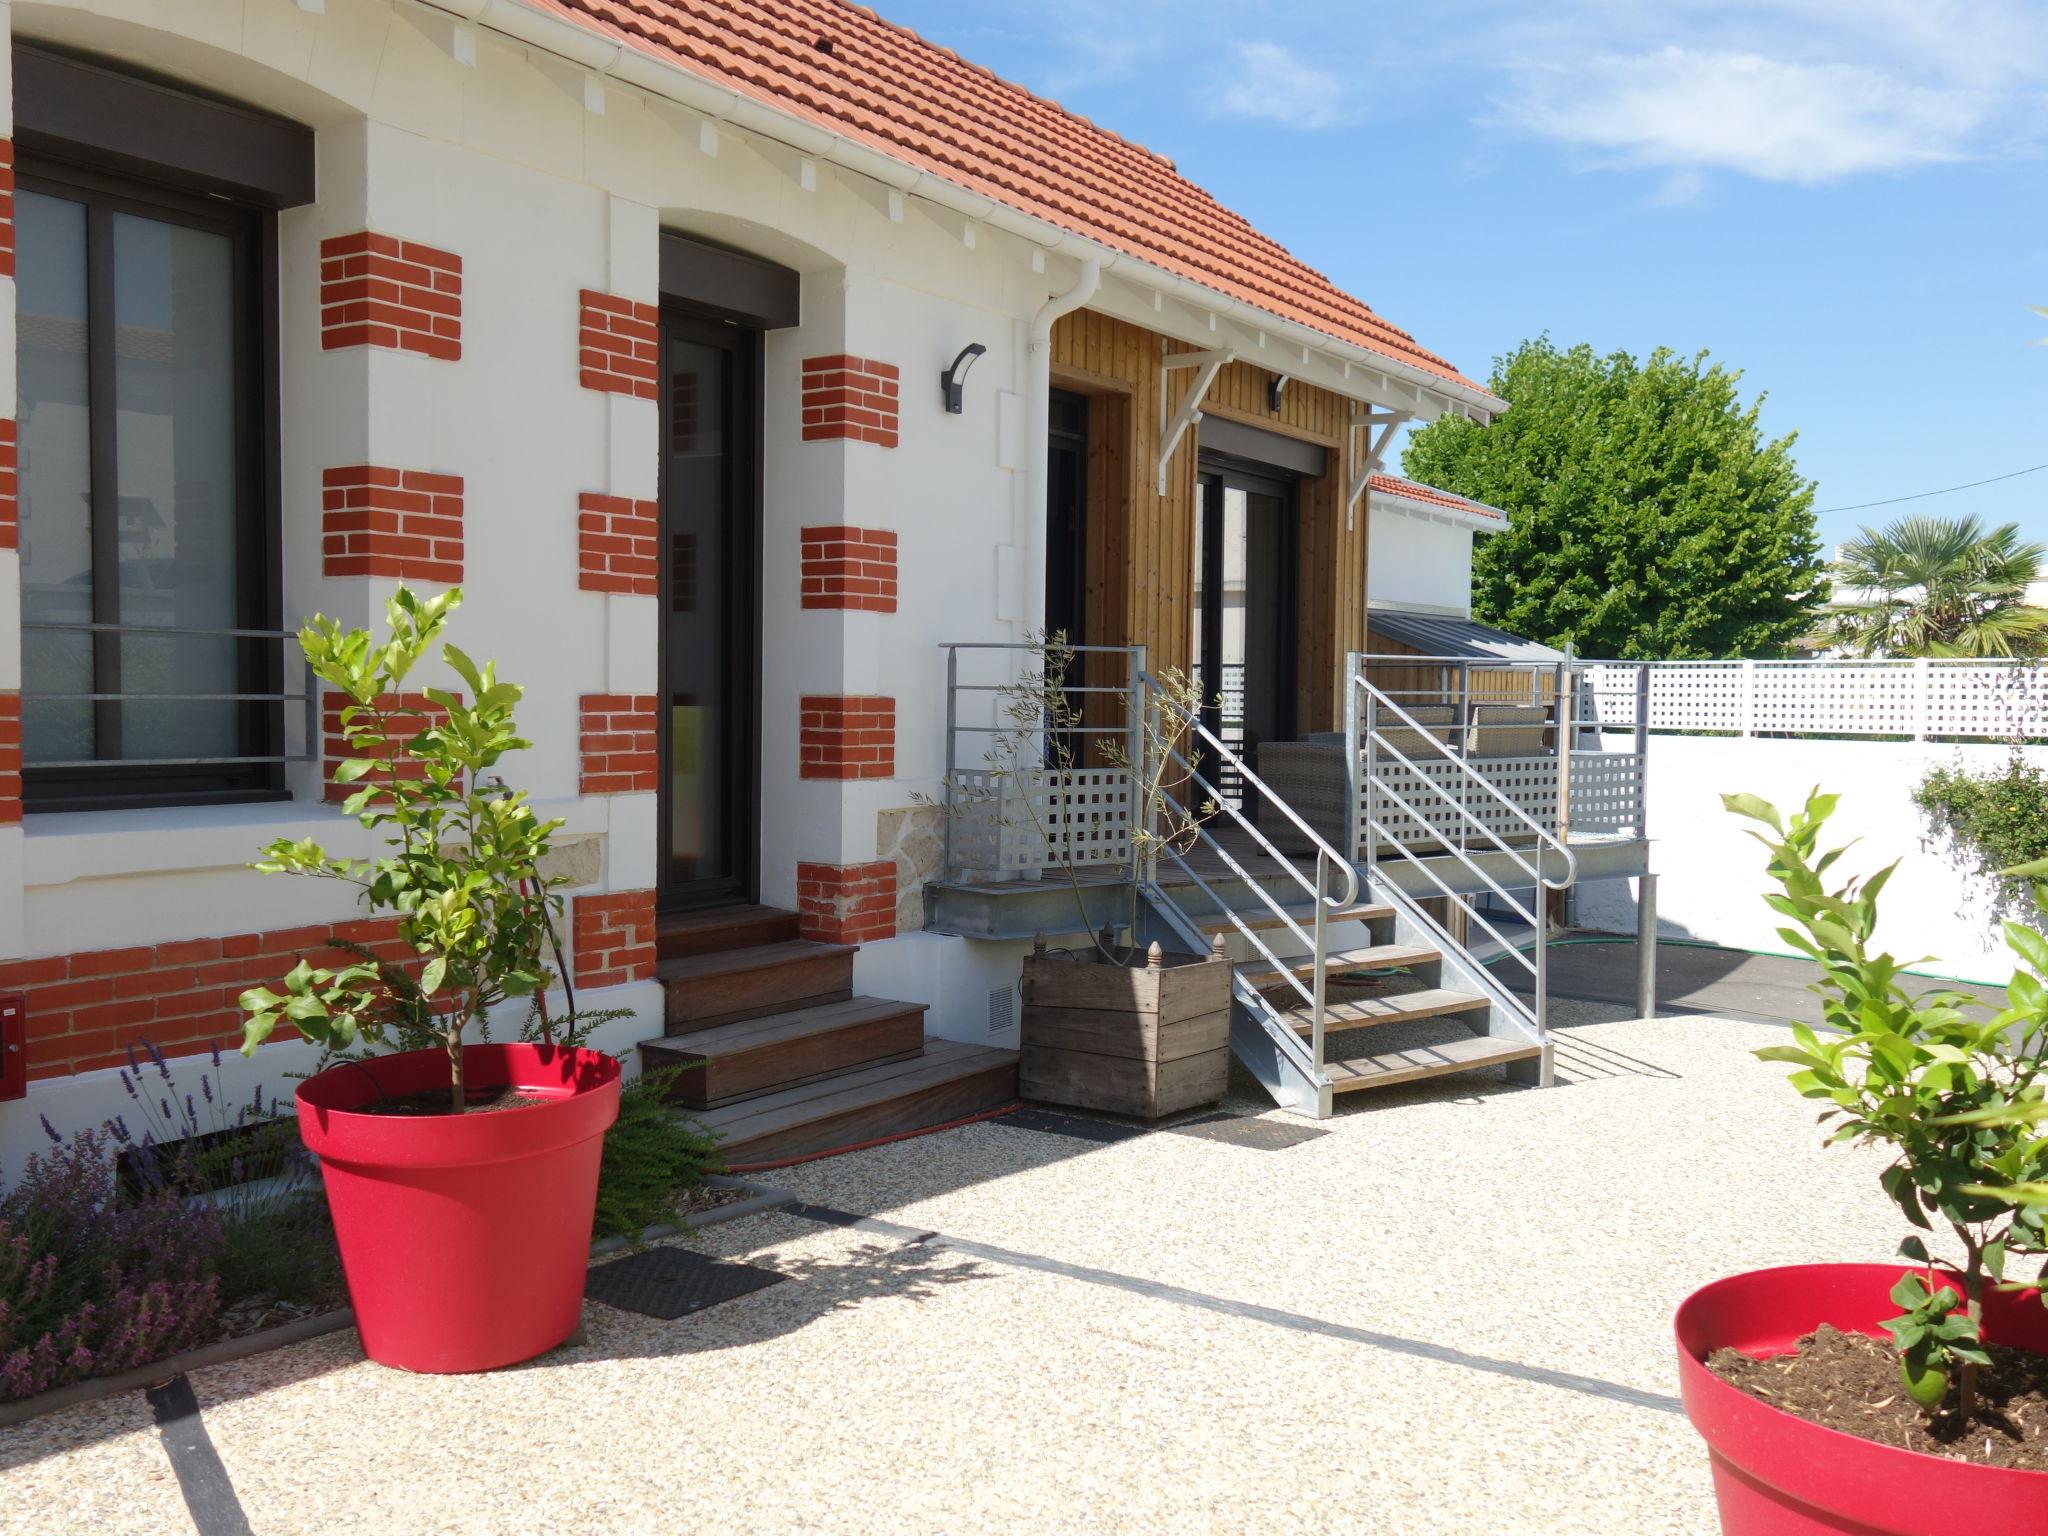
[534,0,1492,397]
[1369,473,1505,521]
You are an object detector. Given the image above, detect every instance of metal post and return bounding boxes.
[1633,664,1651,839]
[1636,871,1659,1019]
[1552,658,1571,840]
[942,645,958,879]
[1311,848,1330,1072]
[1455,660,1471,754]
[1343,650,1363,865]
[302,651,319,766]
[1127,646,1147,886]
[1532,843,1549,1036]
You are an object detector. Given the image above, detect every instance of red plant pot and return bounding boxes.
[296,1043,621,1374]
[1675,1264,2048,1536]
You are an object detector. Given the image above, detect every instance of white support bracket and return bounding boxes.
[1346,409,1411,530]
[1157,349,1234,493]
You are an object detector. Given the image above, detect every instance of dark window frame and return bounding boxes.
[17,153,286,813]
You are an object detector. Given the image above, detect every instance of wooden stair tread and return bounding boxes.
[1282,987,1489,1033]
[1324,1035,1541,1093]
[656,938,855,983]
[1197,904,1392,934]
[656,903,800,958]
[646,996,927,1056]
[692,1039,1018,1163]
[1239,944,1439,989]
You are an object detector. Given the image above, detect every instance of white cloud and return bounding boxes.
[1214,42,1359,131]
[1502,46,1983,183]
[1480,1,2047,185]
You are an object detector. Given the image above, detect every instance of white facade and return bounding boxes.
[1365,482,1501,620]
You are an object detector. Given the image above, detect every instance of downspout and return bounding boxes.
[1021,258,1102,635]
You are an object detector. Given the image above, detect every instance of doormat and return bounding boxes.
[1167,1113,1329,1151]
[999,1107,1151,1144]
[585,1246,785,1320]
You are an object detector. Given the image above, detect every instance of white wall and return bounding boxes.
[1575,734,2036,984]
[1366,502,1474,617]
[0,0,1057,1151]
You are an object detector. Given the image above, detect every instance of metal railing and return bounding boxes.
[18,620,318,770]
[1349,652,1585,1058]
[939,642,1147,881]
[1135,667,1361,1098]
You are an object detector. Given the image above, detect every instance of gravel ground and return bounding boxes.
[0,1008,1927,1536]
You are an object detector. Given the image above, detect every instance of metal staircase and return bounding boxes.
[1130,655,1573,1118]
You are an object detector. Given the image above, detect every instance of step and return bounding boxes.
[1324,1035,1541,1094]
[638,997,928,1109]
[659,939,856,1030]
[1238,944,1440,991]
[657,903,801,960]
[1280,987,1491,1035]
[1196,903,1393,935]
[692,1038,1019,1165]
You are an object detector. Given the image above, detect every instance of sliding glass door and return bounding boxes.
[1192,462,1298,808]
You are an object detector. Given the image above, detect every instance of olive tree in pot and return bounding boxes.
[1673,788,2048,1535]
[240,588,621,1374]
[958,635,1231,1119]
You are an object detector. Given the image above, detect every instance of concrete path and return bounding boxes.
[0,1012,1932,1536]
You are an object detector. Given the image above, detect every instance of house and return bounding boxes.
[0,0,1650,1167]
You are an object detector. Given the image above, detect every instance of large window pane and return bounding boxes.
[112,212,239,761]
[16,190,94,763]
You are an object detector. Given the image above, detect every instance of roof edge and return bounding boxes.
[439,0,1507,420]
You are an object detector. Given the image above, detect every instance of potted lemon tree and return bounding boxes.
[1673,789,2048,1533]
[240,588,620,1374]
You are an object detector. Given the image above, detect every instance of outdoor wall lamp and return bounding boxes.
[941,342,986,414]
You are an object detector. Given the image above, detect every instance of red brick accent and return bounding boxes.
[577,492,658,595]
[0,419,17,551]
[572,891,656,988]
[0,141,15,281]
[579,290,658,399]
[796,861,897,944]
[319,231,461,360]
[0,918,410,1080]
[579,694,657,794]
[0,692,19,825]
[801,355,899,448]
[799,695,895,780]
[322,465,463,582]
[322,691,454,803]
[801,525,898,612]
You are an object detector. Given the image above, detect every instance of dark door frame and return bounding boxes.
[656,305,763,913]
[1194,455,1301,751]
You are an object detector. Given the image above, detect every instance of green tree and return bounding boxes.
[1402,338,1825,658]
[1827,514,2048,658]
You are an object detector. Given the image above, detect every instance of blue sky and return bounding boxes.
[878,0,2048,554]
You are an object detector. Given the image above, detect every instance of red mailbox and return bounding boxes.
[0,994,24,1101]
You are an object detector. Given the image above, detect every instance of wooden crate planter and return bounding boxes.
[1019,940,1232,1118]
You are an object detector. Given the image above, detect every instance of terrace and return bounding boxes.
[0,992,1924,1536]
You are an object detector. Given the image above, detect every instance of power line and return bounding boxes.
[1813,461,2048,517]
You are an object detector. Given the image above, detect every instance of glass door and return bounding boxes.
[659,312,759,907]
[1193,463,1298,810]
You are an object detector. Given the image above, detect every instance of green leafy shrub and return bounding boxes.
[592,1068,723,1241]
[1913,753,2048,922]
[239,587,564,1111]
[1726,788,2048,1424]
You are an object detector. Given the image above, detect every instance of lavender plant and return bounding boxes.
[0,1120,224,1401]
[112,1041,338,1308]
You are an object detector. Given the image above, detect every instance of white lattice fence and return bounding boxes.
[1585,660,2048,740]
[1568,752,1644,833]
[950,767,1133,876]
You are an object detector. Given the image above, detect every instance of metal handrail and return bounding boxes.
[1353,673,1578,889]
[1138,669,1358,1080]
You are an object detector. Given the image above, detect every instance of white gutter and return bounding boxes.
[1372,488,1508,534]
[412,0,1504,422]
[1022,258,1103,632]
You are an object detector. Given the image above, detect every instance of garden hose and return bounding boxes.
[1476,931,2008,991]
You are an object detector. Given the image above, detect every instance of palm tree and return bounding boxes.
[1825,513,2048,658]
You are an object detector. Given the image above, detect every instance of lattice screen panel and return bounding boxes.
[950,767,1132,876]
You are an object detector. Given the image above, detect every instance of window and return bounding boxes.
[16,159,281,809]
